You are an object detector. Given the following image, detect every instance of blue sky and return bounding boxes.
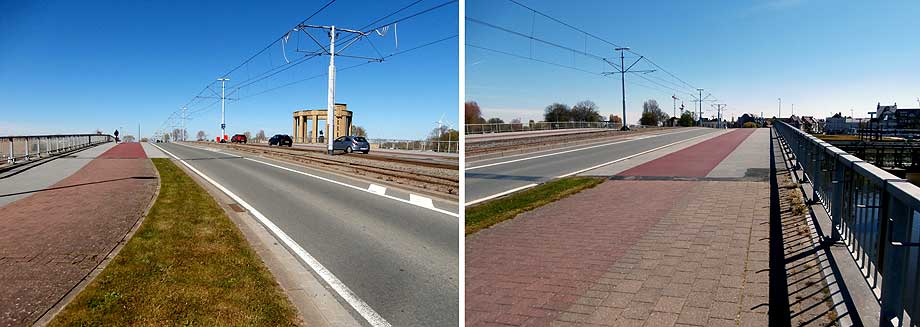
[466,0,920,124]
[0,0,458,140]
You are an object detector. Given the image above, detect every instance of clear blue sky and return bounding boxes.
[466,0,920,124]
[0,0,458,140]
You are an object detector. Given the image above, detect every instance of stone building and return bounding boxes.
[292,103,353,143]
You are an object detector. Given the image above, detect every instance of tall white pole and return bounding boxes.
[327,26,337,155]
[219,78,229,142]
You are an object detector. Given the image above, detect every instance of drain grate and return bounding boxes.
[227,203,247,213]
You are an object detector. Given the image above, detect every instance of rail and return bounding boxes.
[464,121,625,135]
[775,121,920,327]
[0,134,114,165]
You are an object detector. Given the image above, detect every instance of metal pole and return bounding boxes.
[778,98,782,118]
[218,77,229,142]
[327,25,337,155]
[620,49,627,129]
[698,89,704,127]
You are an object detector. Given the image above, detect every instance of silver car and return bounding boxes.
[332,136,370,154]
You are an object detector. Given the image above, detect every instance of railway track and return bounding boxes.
[217,142,457,170]
[187,142,459,197]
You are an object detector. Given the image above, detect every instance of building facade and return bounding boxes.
[292,103,353,143]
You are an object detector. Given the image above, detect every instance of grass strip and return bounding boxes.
[50,158,298,327]
[465,177,604,235]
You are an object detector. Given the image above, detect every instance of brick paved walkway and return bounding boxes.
[466,128,776,326]
[0,143,157,326]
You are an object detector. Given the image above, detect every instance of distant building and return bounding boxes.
[825,113,847,134]
[801,116,821,134]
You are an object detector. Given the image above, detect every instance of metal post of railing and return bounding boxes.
[877,184,910,327]
[24,137,30,161]
[8,138,14,164]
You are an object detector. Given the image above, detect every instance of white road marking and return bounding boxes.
[175,142,459,217]
[152,143,391,327]
[464,183,539,207]
[465,128,701,170]
[465,131,724,207]
[368,184,387,195]
[409,194,434,208]
[556,132,719,178]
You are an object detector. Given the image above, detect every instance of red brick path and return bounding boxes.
[619,129,755,177]
[466,129,772,326]
[0,143,157,326]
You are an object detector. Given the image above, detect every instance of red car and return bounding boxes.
[230,134,247,144]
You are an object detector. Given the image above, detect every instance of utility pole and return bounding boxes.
[778,98,782,118]
[218,77,230,142]
[697,88,704,126]
[672,95,678,119]
[791,103,795,117]
[603,47,655,130]
[299,24,376,154]
[714,103,726,129]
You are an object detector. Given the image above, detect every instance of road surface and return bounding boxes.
[155,143,458,327]
[465,128,723,205]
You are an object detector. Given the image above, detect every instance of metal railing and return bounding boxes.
[369,139,458,153]
[0,134,114,165]
[465,121,623,135]
[775,121,920,327]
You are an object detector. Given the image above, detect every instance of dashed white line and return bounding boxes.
[175,142,459,217]
[152,143,392,327]
[368,184,387,195]
[409,194,435,208]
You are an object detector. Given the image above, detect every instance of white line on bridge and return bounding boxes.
[152,143,392,327]
[465,128,701,171]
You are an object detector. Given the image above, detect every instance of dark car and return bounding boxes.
[332,136,370,154]
[230,134,247,144]
[269,134,293,147]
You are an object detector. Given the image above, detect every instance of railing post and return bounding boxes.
[24,137,30,161]
[878,186,909,327]
[8,138,14,164]
[830,158,845,242]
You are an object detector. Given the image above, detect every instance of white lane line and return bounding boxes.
[409,194,434,209]
[176,143,459,218]
[368,184,387,195]
[464,131,723,207]
[556,132,718,178]
[152,143,391,327]
[464,183,539,207]
[465,128,701,170]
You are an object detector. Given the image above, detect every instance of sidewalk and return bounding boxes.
[0,143,158,326]
[466,129,784,326]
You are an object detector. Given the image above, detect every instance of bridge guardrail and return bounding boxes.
[464,121,626,135]
[0,134,114,165]
[775,121,920,327]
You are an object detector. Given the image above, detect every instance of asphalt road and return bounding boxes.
[465,128,722,204]
[157,143,458,326]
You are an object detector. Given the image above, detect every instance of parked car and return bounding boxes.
[269,134,293,147]
[230,134,247,144]
[332,136,370,154]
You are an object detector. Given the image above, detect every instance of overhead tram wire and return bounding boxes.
[334,0,458,56]
[497,0,710,99]
[237,34,458,102]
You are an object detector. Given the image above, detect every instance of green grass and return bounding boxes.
[50,158,299,327]
[465,177,605,235]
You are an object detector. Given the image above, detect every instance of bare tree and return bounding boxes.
[571,100,602,122]
[196,130,207,141]
[352,125,367,137]
[510,118,522,124]
[640,99,669,126]
[255,130,266,143]
[244,131,252,141]
[122,135,136,142]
